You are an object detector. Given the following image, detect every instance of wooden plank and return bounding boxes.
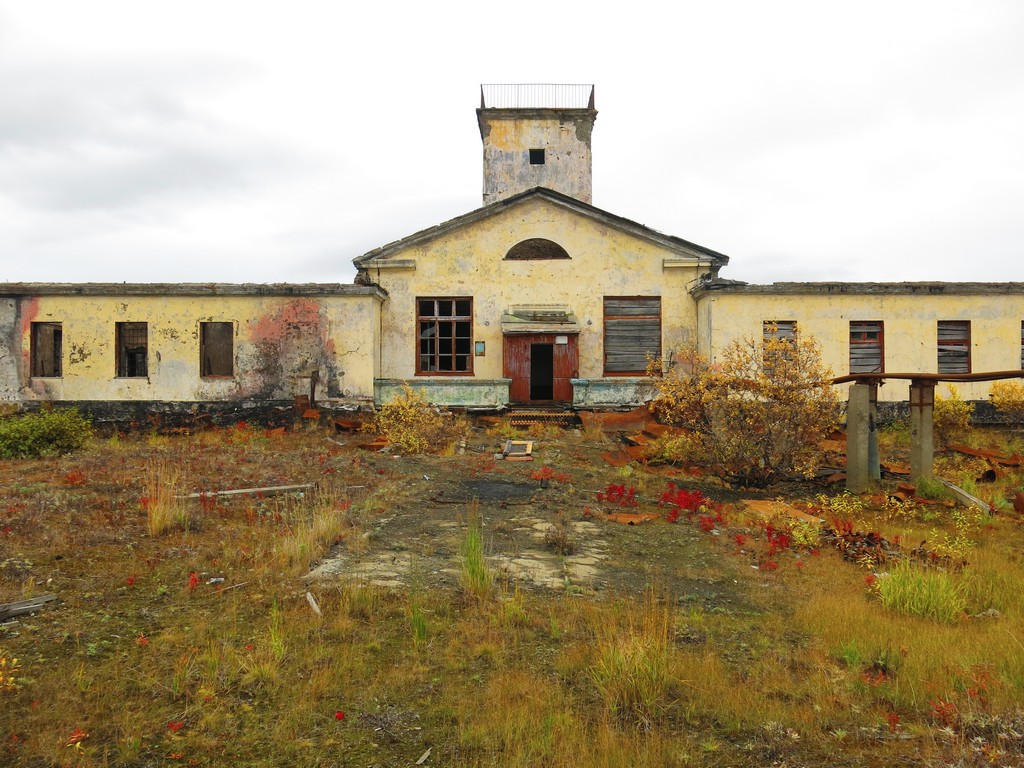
[0,593,57,621]
[181,484,315,500]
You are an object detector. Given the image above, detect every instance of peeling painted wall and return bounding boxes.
[366,197,707,405]
[698,291,1024,401]
[5,293,381,403]
[0,299,20,401]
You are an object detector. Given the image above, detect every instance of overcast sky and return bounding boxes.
[2,1,1022,286]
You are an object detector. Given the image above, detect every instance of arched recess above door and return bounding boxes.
[504,238,571,260]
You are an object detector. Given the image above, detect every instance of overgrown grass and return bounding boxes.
[272,484,350,575]
[3,426,1024,766]
[144,462,186,536]
[877,560,969,623]
[590,589,673,729]
[459,500,492,601]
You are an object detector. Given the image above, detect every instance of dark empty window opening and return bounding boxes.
[1020,320,1023,370]
[504,238,571,260]
[417,298,473,374]
[116,322,148,378]
[530,344,554,400]
[604,297,661,374]
[937,320,971,374]
[849,321,884,374]
[31,322,62,378]
[200,322,234,377]
[529,148,545,165]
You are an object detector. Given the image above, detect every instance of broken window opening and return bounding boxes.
[115,322,148,378]
[417,297,473,374]
[529,148,545,165]
[200,322,234,377]
[604,297,661,375]
[849,321,884,374]
[937,320,971,374]
[30,322,62,378]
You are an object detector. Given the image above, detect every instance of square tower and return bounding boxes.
[477,84,597,205]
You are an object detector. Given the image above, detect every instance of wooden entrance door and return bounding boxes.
[503,334,578,404]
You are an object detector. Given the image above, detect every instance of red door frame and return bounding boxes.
[503,333,578,404]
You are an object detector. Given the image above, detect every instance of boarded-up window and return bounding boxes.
[200,322,234,377]
[849,321,884,374]
[604,297,661,374]
[763,320,797,342]
[937,320,971,374]
[116,322,148,378]
[31,322,62,377]
[417,298,473,374]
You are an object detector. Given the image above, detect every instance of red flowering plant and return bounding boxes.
[659,482,727,529]
[532,466,572,484]
[596,483,638,507]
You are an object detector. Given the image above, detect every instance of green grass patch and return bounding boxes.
[878,560,968,623]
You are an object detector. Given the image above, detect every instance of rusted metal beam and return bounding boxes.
[831,370,1024,386]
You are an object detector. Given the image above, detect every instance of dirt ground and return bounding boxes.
[307,427,762,612]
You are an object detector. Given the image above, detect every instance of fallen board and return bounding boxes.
[0,593,57,622]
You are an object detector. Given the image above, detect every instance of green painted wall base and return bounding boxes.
[374,378,511,408]
[570,378,655,408]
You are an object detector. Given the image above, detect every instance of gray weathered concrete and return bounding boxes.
[910,381,936,482]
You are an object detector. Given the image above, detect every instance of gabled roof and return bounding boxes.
[353,187,729,269]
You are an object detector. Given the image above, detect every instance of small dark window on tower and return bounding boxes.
[529,148,545,165]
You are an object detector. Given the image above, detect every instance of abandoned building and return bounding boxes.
[2,84,1023,421]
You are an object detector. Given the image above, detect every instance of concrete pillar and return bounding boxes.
[910,380,935,483]
[846,383,872,493]
[868,383,880,482]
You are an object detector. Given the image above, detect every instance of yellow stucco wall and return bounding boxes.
[699,291,1024,401]
[365,198,709,384]
[14,293,381,402]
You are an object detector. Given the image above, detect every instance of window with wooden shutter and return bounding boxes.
[937,320,971,374]
[603,297,661,374]
[849,321,883,374]
[763,320,797,342]
[30,322,63,378]
[200,322,234,377]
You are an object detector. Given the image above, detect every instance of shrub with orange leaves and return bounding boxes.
[648,333,839,487]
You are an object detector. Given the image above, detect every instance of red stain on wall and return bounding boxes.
[244,300,339,398]
[249,300,323,342]
[17,297,41,368]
